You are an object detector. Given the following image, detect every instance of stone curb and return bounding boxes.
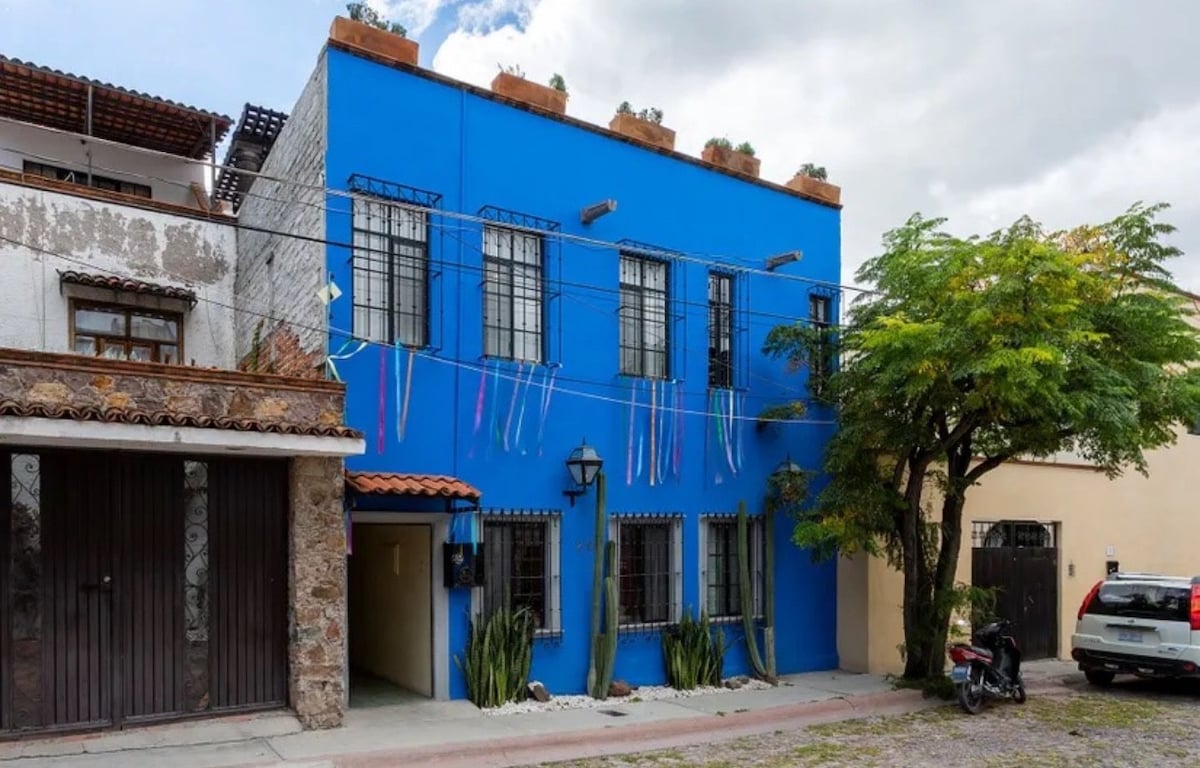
[277,689,933,768]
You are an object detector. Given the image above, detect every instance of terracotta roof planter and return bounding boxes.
[701,138,761,178]
[786,164,841,205]
[491,70,568,115]
[329,15,419,67]
[609,103,675,151]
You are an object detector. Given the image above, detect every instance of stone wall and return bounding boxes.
[0,348,347,431]
[235,52,329,379]
[288,455,347,728]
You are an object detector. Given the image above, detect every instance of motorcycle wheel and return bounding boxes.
[956,668,986,715]
[1012,684,1027,704]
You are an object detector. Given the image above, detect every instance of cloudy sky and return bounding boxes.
[3,0,1198,289]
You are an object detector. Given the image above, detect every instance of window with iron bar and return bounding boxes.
[612,518,682,627]
[702,517,764,620]
[483,225,544,363]
[351,198,429,348]
[480,517,561,633]
[808,293,833,393]
[708,271,734,389]
[24,160,151,199]
[619,254,669,379]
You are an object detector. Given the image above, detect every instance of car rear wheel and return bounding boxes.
[1085,669,1115,687]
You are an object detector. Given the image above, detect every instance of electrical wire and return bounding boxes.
[0,231,835,425]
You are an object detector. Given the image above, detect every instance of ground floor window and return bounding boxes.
[702,516,764,620]
[478,513,561,635]
[611,516,682,627]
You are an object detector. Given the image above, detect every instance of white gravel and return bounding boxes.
[481,678,774,717]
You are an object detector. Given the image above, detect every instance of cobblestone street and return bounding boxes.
[534,680,1200,768]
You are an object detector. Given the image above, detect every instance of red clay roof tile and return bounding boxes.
[58,270,199,305]
[345,471,481,501]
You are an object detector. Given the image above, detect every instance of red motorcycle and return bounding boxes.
[948,619,1026,714]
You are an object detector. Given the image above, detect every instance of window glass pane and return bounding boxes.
[74,335,97,356]
[130,313,178,342]
[100,340,127,359]
[483,520,548,629]
[128,345,152,362]
[160,344,179,364]
[75,307,126,336]
[618,522,673,624]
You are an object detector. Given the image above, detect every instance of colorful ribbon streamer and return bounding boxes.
[736,392,746,472]
[325,339,368,381]
[674,380,683,481]
[394,344,402,442]
[514,363,536,454]
[376,345,386,454]
[537,365,558,456]
[503,361,523,453]
[399,347,415,442]
[626,378,636,486]
[489,360,502,450]
[468,361,487,458]
[649,380,657,487]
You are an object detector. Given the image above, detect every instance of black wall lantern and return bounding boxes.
[564,438,603,506]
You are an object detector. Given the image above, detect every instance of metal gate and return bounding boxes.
[970,521,1059,660]
[1,449,288,735]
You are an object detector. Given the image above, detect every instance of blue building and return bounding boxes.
[234,17,843,707]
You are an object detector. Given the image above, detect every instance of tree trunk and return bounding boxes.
[899,456,934,679]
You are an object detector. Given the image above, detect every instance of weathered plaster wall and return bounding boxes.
[0,119,208,207]
[0,182,236,367]
[234,52,328,379]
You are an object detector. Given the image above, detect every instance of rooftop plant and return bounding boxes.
[797,163,829,181]
[705,137,733,150]
[498,63,526,78]
[549,73,568,94]
[346,2,406,37]
[735,141,756,157]
[617,102,664,124]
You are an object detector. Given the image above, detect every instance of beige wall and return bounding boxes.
[840,431,1200,675]
[348,523,433,696]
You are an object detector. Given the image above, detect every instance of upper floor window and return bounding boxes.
[483,225,543,363]
[23,160,151,199]
[708,272,733,389]
[809,293,834,393]
[703,517,764,620]
[619,254,669,379]
[70,301,181,363]
[352,198,428,348]
[480,515,561,634]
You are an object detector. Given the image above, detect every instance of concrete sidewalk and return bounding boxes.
[0,662,1081,768]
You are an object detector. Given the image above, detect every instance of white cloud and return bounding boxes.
[368,0,447,37]
[432,0,1200,289]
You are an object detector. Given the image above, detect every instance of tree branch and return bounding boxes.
[965,453,1011,484]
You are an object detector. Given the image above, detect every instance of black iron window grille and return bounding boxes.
[703,517,764,619]
[708,272,734,389]
[614,518,680,627]
[483,225,544,363]
[481,517,560,633]
[619,254,669,379]
[351,197,429,348]
[972,520,1056,549]
[808,293,834,392]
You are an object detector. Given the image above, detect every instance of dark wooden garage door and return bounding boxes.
[0,450,288,735]
[971,521,1059,660]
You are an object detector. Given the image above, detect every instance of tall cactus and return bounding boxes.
[738,500,777,683]
[587,472,618,698]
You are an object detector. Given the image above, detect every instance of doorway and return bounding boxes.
[1,449,289,735]
[971,520,1060,660]
[347,523,433,705]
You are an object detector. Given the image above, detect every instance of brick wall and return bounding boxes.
[235,52,328,380]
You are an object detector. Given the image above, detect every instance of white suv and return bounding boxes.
[1071,572,1200,685]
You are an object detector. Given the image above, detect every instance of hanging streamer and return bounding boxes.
[674,380,683,481]
[723,388,737,475]
[325,339,369,382]
[503,362,524,453]
[394,344,402,442]
[376,345,386,454]
[537,365,558,456]
[625,378,636,486]
[736,392,746,472]
[468,360,487,458]
[649,380,657,486]
[658,380,670,484]
[636,381,645,480]
[489,361,502,450]
[399,347,415,442]
[514,363,536,454]
[710,389,721,484]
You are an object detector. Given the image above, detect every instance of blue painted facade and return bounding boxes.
[320,47,841,699]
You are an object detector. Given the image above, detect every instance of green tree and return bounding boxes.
[347,2,406,36]
[764,202,1200,680]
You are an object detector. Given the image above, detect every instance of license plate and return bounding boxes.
[950,664,970,682]
[1117,630,1143,643]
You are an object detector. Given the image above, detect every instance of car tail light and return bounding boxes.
[1079,580,1103,621]
[1190,585,1200,631]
